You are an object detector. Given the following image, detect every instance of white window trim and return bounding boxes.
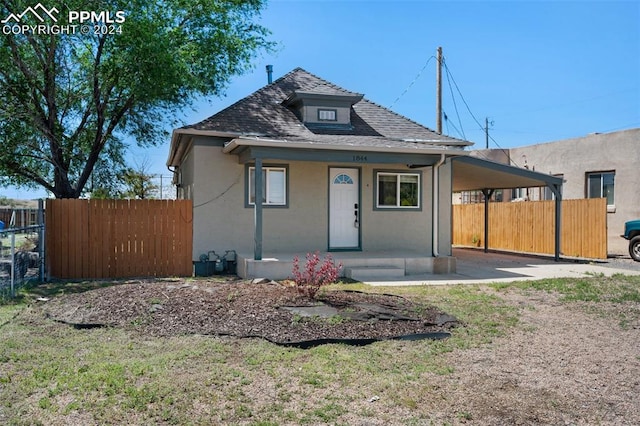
[375,171,421,209]
[248,166,287,207]
[318,108,337,121]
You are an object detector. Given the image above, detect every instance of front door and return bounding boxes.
[329,168,360,249]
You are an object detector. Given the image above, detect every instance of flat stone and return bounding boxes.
[149,304,164,313]
[280,305,339,318]
[435,313,458,326]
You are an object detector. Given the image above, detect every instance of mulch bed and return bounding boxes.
[41,277,459,346]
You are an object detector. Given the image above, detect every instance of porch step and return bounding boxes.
[344,266,405,281]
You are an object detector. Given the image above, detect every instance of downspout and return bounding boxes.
[432,154,446,257]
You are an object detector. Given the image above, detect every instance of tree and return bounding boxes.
[0,0,273,198]
[120,158,159,199]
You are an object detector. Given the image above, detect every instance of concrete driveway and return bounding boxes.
[365,248,640,286]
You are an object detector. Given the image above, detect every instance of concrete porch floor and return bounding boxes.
[236,250,456,281]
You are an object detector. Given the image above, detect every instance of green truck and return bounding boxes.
[622,219,640,261]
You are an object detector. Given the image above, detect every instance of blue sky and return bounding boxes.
[3,0,639,199]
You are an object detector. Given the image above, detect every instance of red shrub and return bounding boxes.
[291,252,343,299]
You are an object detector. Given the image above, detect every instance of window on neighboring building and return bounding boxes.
[586,171,615,206]
[376,171,420,208]
[460,189,503,204]
[247,165,287,206]
[511,187,528,200]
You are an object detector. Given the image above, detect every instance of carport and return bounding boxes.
[451,155,564,260]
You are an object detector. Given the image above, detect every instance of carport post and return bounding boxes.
[551,184,562,261]
[481,189,494,253]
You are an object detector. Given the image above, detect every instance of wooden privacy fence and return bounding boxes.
[46,199,193,279]
[453,198,607,259]
[0,208,40,228]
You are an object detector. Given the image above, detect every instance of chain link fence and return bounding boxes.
[0,203,45,300]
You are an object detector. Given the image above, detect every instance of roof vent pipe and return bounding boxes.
[266,65,273,84]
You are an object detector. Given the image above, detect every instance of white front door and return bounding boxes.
[329,168,360,249]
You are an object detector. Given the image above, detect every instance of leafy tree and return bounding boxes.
[0,0,273,198]
[120,158,159,199]
[121,168,158,199]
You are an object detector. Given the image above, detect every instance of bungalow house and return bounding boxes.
[166,67,477,279]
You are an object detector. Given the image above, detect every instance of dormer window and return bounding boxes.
[282,89,363,132]
[318,109,337,121]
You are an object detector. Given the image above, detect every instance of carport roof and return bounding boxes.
[452,155,563,192]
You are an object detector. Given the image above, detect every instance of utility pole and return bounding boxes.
[485,117,489,149]
[484,117,494,149]
[436,46,442,134]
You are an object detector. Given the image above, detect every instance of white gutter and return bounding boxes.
[222,137,470,156]
[432,153,446,257]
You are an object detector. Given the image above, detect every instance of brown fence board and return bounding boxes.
[46,199,193,279]
[453,198,607,259]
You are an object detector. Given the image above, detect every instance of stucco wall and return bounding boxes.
[177,143,194,200]
[361,166,432,253]
[178,137,449,260]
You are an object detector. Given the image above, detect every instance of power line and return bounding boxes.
[441,59,522,168]
[443,58,466,140]
[389,56,435,110]
[442,61,484,131]
[442,109,465,140]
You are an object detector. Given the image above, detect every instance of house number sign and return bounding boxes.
[352,155,368,162]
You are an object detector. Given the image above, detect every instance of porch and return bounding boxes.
[236,250,456,281]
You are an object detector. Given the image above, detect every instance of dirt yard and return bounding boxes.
[36,277,640,424]
[429,288,640,425]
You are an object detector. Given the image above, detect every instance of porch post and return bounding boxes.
[254,158,263,260]
[481,188,494,253]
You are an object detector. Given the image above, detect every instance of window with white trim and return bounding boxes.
[376,172,420,208]
[586,171,614,206]
[318,109,337,121]
[248,166,287,206]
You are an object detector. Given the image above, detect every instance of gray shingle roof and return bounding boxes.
[181,68,472,147]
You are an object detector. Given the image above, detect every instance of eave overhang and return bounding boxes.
[167,128,242,167]
[282,90,364,107]
[223,136,469,165]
